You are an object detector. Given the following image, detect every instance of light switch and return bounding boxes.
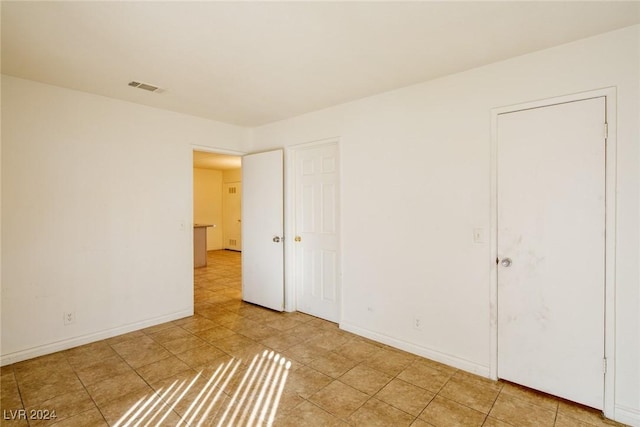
[473,228,486,244]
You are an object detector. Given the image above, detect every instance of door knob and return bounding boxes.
[272,236,282,243]
[501,258,512,267]
[295,236,302,242]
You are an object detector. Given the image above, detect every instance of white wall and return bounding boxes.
[1,75,247,364]
[250,26,640,424]
[193,167,223,250]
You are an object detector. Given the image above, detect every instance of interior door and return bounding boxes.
[223,182,242,251]
[497,97,606,409]
[294,142,340,322]
[242,150,284,311]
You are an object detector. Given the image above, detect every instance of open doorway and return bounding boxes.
[192,150,243,304]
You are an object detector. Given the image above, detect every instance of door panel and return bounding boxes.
[497,97,606,409]
[242,150,284,311]
[294,143,340,322]
[223,182,242,250]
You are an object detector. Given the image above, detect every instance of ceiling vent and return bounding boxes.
[128,81,164,93]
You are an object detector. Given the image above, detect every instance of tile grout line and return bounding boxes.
[106,337,191,426]
[480,379,506,426]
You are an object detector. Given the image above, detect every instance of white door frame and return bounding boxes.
[284,137,342,316]
[489,87,617,417]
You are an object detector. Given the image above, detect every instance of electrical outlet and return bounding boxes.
[63,311,75,326]
[413,316,422,330]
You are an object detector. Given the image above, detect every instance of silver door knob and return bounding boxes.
[501,258,512,267]
[272,236,281,243]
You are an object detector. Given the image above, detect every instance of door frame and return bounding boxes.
[284,137,342,317]
[489,87,617,417]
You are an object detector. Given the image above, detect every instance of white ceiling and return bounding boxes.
[193,151,241,170]
[2,2,639,127]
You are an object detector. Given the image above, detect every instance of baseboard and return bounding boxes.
[338,322,638,426]
[615,405,640,427]
[0,309,193,366]
[339,321,491,378]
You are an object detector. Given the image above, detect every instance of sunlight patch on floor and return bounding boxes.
[113,349,291,427]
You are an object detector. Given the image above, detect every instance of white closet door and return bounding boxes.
[497,97,606,409]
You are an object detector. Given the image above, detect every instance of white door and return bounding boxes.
[294,143,340,322]
[497,97,606,409]
[223,182,242,251]
[242,150,284,312]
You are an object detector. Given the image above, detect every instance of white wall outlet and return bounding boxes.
[413,316,422,330]
[63,311,75,325]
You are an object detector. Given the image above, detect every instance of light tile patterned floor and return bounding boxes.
[0,250,625,426]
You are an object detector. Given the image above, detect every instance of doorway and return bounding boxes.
[490,89,617,414]
[192,149,243,301]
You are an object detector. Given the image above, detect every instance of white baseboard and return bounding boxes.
[0,309,193,366]
[338,322,640,427]
[615,405,640,427]
[339,321,490,378]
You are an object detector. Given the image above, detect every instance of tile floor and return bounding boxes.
[0,250,625,427]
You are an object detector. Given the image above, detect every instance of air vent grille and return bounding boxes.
[128,81,164,93]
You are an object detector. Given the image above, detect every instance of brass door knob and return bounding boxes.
[295,236,302,242]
